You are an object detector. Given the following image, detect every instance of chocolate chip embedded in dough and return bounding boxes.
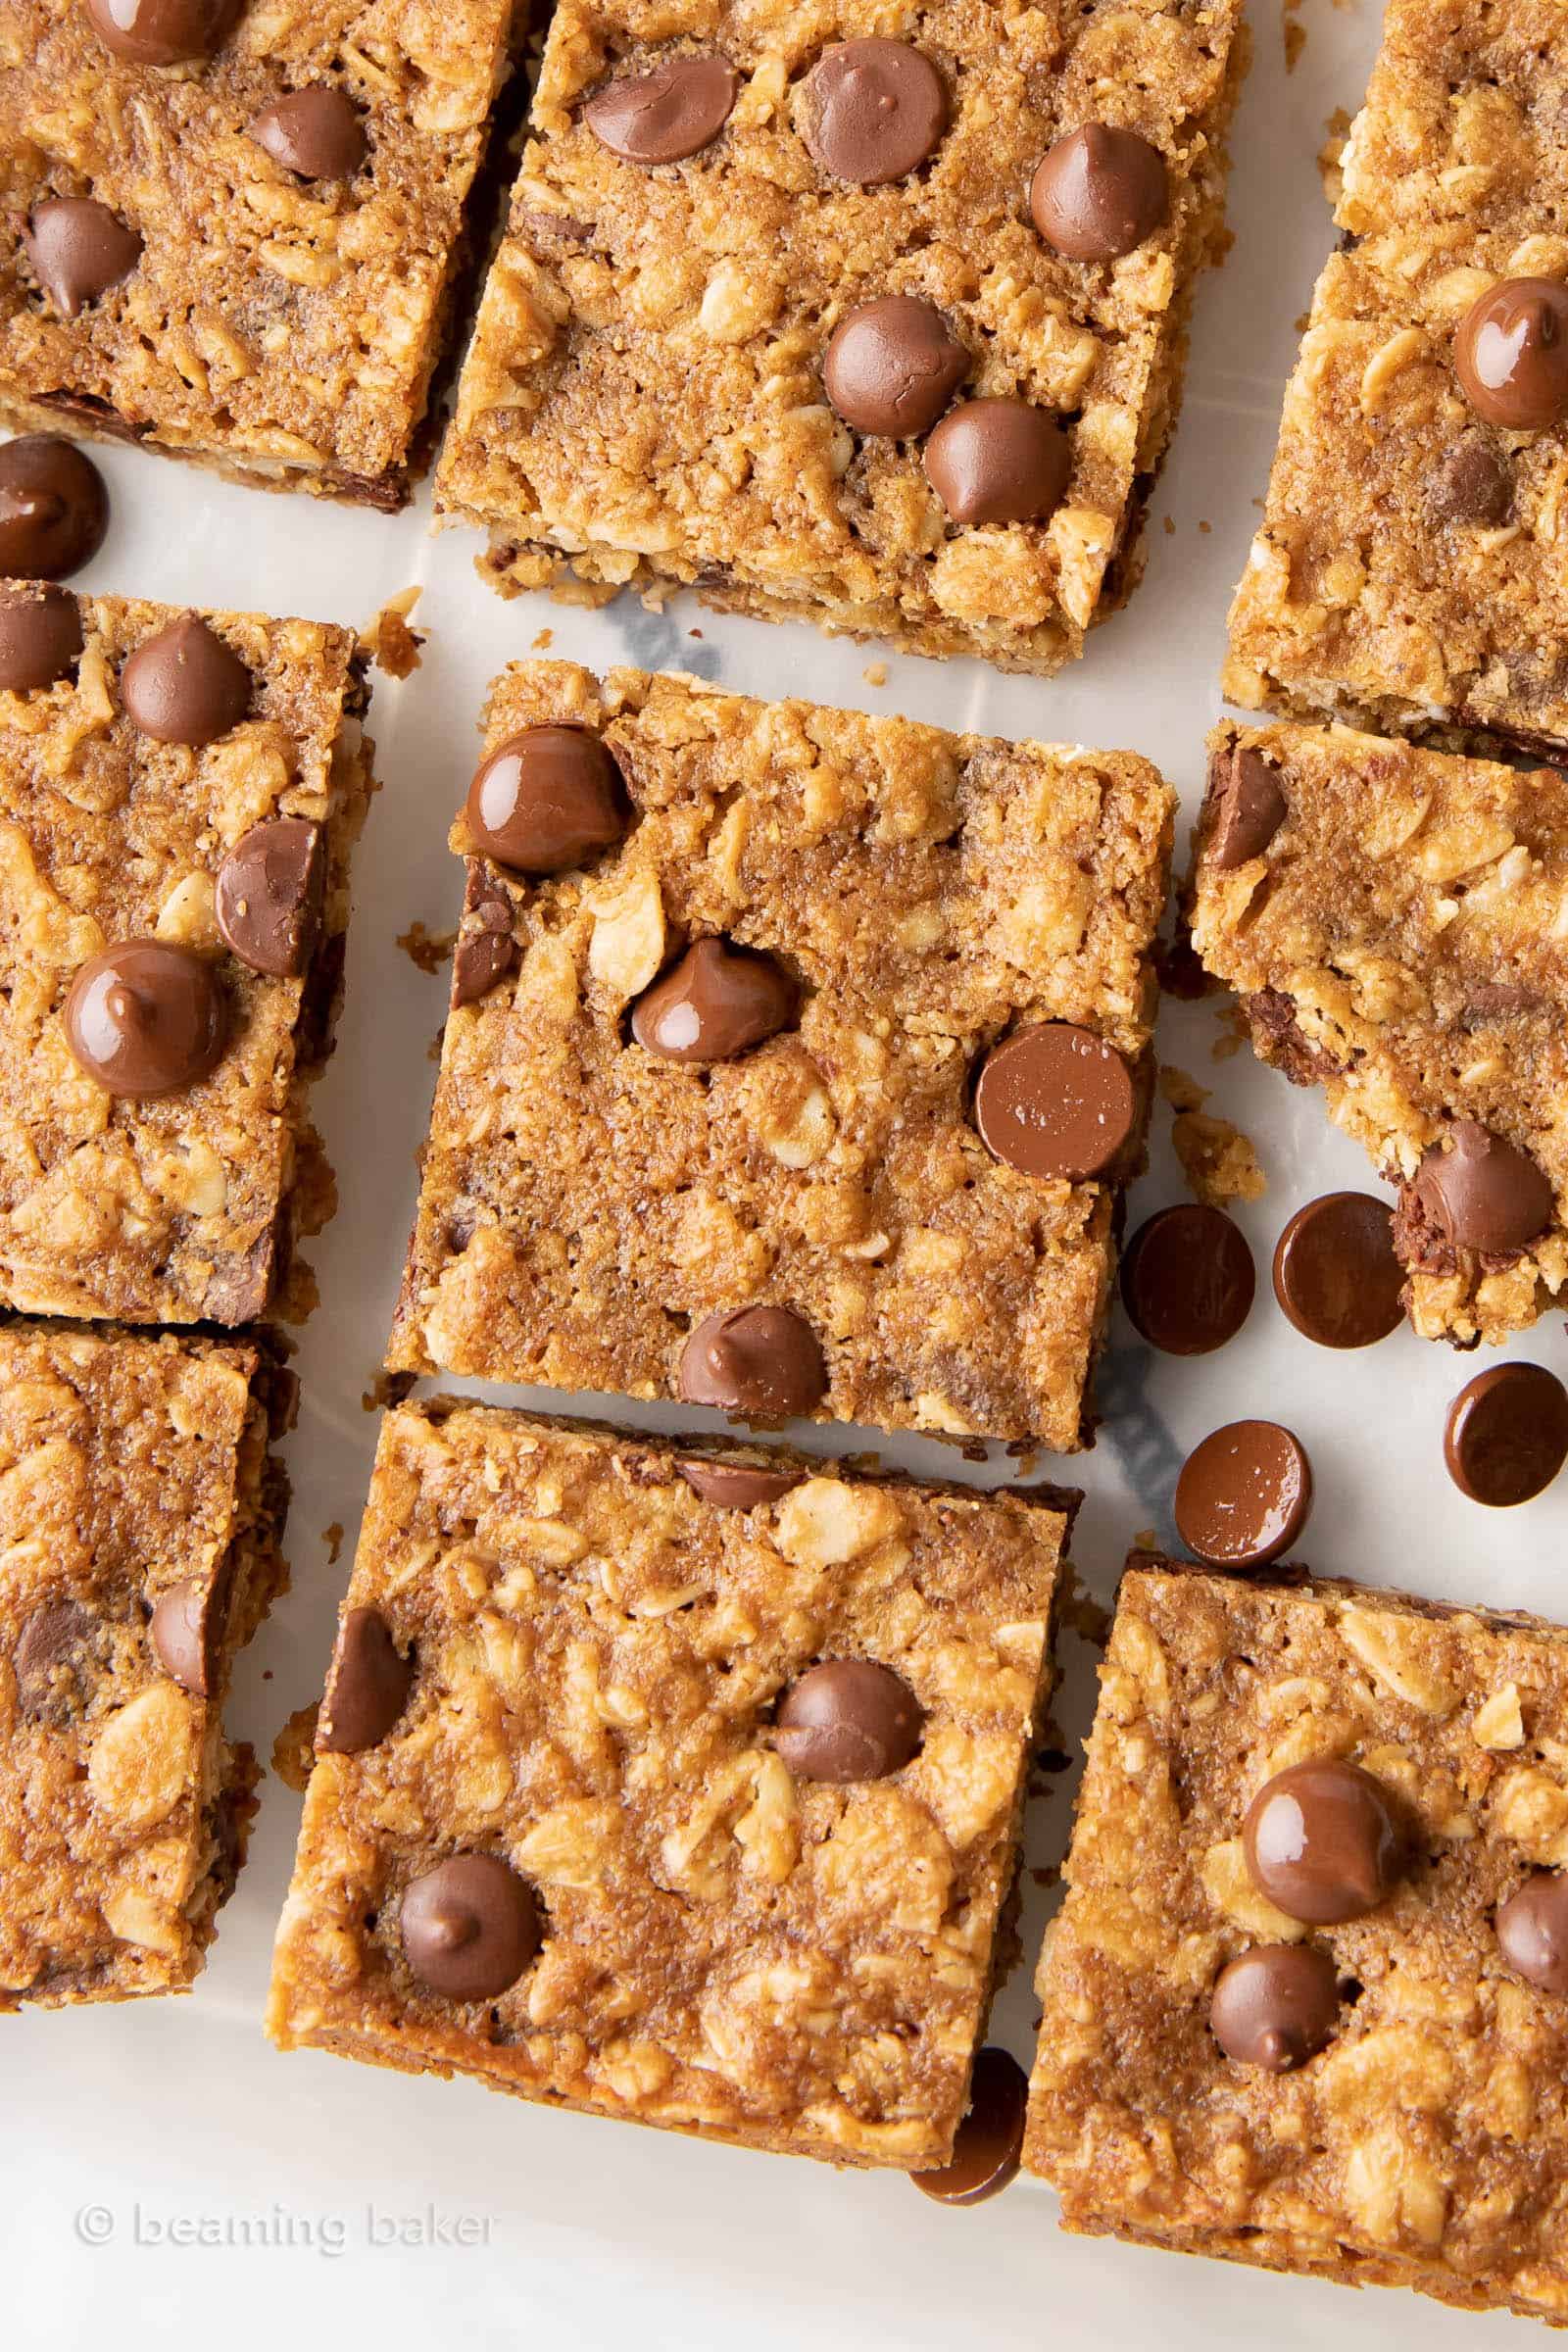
[121,614,253,746]
[465,725,627,874]
[584,57,738,164]
[1205,743,1287,870]
[1455,277,1568,431]
[24,197,142,317]
[0,582,83,691]
[1030,124,1168,262]
[1209,1943,1342,2070]
[973,1023,1136,1181]
[823,297,968,436]
[318,1608,415,1751]
[924,399,1069,526]
[630,938,795,1062]
[85,0,241,64]
[64,939,228,1098]
[1412,1120,1553,1256]
[910,2049,1029,2206]
[775,1659,924,1782]
[800,40,947,184]
[1242,1760,1402,1925]
[677,1305,827,1419]
[216,816,324,978]
[249,87,367,179]
[0,436,108,577]
[400,1855,541,1999]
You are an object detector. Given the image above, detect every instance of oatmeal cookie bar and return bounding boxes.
[269,1400,1071,2167]
[1190,719,1568,1347]
[387,661,1173,1449]
[0,585,374,1325]
[435,0,1246,671]
[1,1320,290,2008]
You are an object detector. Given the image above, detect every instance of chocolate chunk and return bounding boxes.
[974,1022,1136,1181]
[1174,1419,1313,1568]
[823,297,968,436]
[1204,743,1287,870]
[1459,981,1545,1027]
[319,1607,414,1752]
[1455,277,1568,432]
[631,938,795,1062]
[801,39,947,184]
[1427,433,1512,527]
[452,923,517,1008]
[202,1222,277,1322]
[0,581,82,691]
[677,1304,827,1420]
[1272,1192,1404,1348]
[584,56,738,164]
[775,1659,923,1781]
[1244,986,1346,1084]
[85,0,240,63]
[64,939,228,1097]
[910,2048,1028,2206]
[1445,1362,1568,1507]
[1496,1872,1568,1995]
[400,1854,541,2000]
[924,398,1069,526]
[0,435,108,578]
[675,1457,802,1508]
[1029,124,1168,263]
[15,1599,99,1721]
[1411,1119,1552,1256]
[248,87,367,179]
[1119,1203,1254,1355]
[1209,1944,1341,2071]
[216,815,323,978]
[466,724,627,874]
[24,197,142,318]
[149,1576,220,1696]
[121,614,252,745]
[1243,1760,1402,1925]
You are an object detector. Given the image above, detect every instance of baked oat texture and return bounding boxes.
[387,661,1173,1449]
[269,1400,1070,2166]
[437,0,1245,670]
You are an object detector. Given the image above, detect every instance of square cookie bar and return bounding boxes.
[1027,1554,1568,2325]
[1225,0,1568,749]
[435,0,1246,671]
[0,584,373,1325]
[269,1401,1071,2167]
[1,1320,290,2008]
[0,0,522,507]
[1190,719,1568,1346]
[387,662,1173,1449]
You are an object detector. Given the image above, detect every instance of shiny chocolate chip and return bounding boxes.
[216,815,323,978]
[1445,1362,1568,1506]
[121,614,252,745]
[630,938,795,1062]
[1454,277,1568,432]
[85,0,241,64]
[1243,1760,1402,1925]
[823,297,967,436]
[319,1608,414,1752]
[677,1304,827,1420]
[466,725,626,874]
[676,1457,803,1508]
[0,581,82,691]
[24,197,142,318]
[0,435,108,578]
[1272,1193,1404,1348]
[1209,1943,1341,2071]
[800,39,947,184]
[249,87,367,179]
[1120,1203,1254,1354]
[64,939,228,1097]
[1496,1872,1568,1995]
[1174,1419,1312,1568]
[584,56,738,164]
[1412,1120,1552,1256]
[974,1022,1136,1181]
[911,2048,1028,2206]
[1030,124,1167,262]
[1205,742,1287,869]
[400,1855,541,2000]
[775,1659,923,1782]
[924,398,1069,526]
[149,1576,220,1696]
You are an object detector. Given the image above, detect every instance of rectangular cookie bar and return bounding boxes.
[0,585,373,1325]
[1026,1553,1568,2325]
[1190,719,1567,1346]
[435,0,1246,671]
[0,2,522,507]
[1,1320,290,2008]
[1225,0,1568,749]
[387,661,1173,1449]
[268,1400,1071,2167]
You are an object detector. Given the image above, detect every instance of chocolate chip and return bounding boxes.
[924,398,1069,525]
[149,1576,220,1696]
[1029,124,1168,263]
[1174,1419,1312,1568]
[974,1022,1136,1181]
[1455,276,1568,431]
[800,39,947,184]
[675,1457,803,1508]
[1204,743,1287,870]
[0,435,108,578]
[775,1659,923,1781]
[631,938,795,1062]
[452,924,517,1008]
[466,725,627,874]
[1445,1362,1568,1506]
[1412,1119,1552,1256]
[121,614,252,745]
[1496,1872,1568,1995]
[248,87,367,179]
[1427,433,1512,527]
[64,939,228,1097]
[1242,1760,1402,1925]
[583,56,738,164]
[0,581,82,691]
[400,1854,541,1999]
[678,1304,827,1420]
[215,816,323,978]
[15,1599,99,1721]
[1272,1192,1404,1348]
[24,197,142,318]
[910,2048,1028,2206]
[1119,1203,1254,1354]
[1209,1944,1341,2071]
[823,297,968,436]
[319,1607,414,1752]
[85,0,240,63]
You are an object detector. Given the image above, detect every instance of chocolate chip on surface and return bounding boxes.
[466,725,626,873]
[249,86,367,179]
[910,2048,1028,2206]
[24,197,142,317]
[677,1304,827,1420]
[924,398,1069,525]
[1204,743,1287,869]
[1445,1362,1568,1506]
[1412,1119,1553,1256]
[1273,1192,1405,1348]
[675,1457,803,1508]
[823,297,968,436]
[584,56,738,164]
[64,939,228,1097]
[631,938,795,1062]
[319,1607,414,1752]
[85,0,240,63]
[121,613,252,745]
[1455,276,1568,431]
[0,435,108,577]
[1427,433,1512,526]
[974,1022,1136,1181]
[0,581,83,691]
[149,1577,219,1695]
[1030,124,1168,262]
[1209,1943,1342,2071]
[1243,1760,1402,1925]
[1496,1872,1568,1995]
[400,1855,541,2000]
[451,921,517,1008]
[1120,1203,1254,1354]
[801,40,947,184]
[216,815,324,978]
[15,1599,99,1721]
[1174,1419,1312,1567]
[775,1659,923,1782]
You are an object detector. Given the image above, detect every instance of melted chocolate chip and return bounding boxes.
[1427,433,1512,527]
[1174,1419,1312,1568]
[1243,1760,1402,1925]
[1455,277,1568,432]
[216,816,323,978]
[466,725,627,874]
[924,398,1070,526]
[24,197,142,318]
[63,939,228,1097]
[248,86,367,179]
[775,1659,923,1781]
[400,1855,541,2000]
[675,1457,803,1508]
[1204,743,1287,870]
[1272,1193,1405,1348]
[1119,1203,1254,1354]
[149,1576,220,1695]
[1496,1872,1568,1995]
[1445,1362,1568,1506]
[910,2048,1028,2206]
[677,1304,827,1420]
[0,436,108,578]
[584,56,738,164]
[1412,1120,1552,1256]
[801,40,947,184]
[823,297,968,436]
[630,938,795,1061]
[1030,124,1168,263]
[15,1599,100,1721]
[121,614,252,746]
[85,0,241,64]
[1209,1943,1341,2070]
[319,1608,414,1752]
[974,1023,1136,1181]
[0,581,82,691]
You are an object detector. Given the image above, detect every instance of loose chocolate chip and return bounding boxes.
[924,398,1069,526]
[1029,123,1168,263]
[466,725,627,874]
[1273,1192,1404,1348]
[1204,743,1287,870]
[216,815,323,978]
[974,1022,1136,1182]
[0,435,108,577]
[400,1854,541,2000]
[1174,1419,1312,1568]
[1445,1362,1568,1506]
[910,2048,1028,2206]
[801,39,947,184]
[1412,1119,1553,1256]
[248,87,367,179]
[24,197,142,318]
[64,939,228,1097]
[823,296,968,437]
[1243,1759,1402,1926]
[678,1304,828,1420]
[15,1599,98,1720]
[121,614,252,745]
[149,1577,219,1696]
[676,1456,803,1508]
[319,1607,414,1752]
[775,1659,923,1781]
[584,56,738,165]
[1455,277,1568,432]
[631,938,795,1062]
[0,581,82,691]
[1119,1203,1254,1354]
[1496,1872,1568,1995]
[1427,433,1512,527]
[85,0,241,64]
[1209,1944,1341,2071]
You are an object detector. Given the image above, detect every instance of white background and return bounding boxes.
[8,2,1559,2341]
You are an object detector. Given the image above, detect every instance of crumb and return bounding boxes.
[1158,1063,1209,1115]
[530,626,555,651]
[397,919,457,977]
[1133,1528,1158,1553]
[1211,1005,1249,1061]
[862,661,889,687]
[271,1704,318,1794]
[362,1369,416,1416]
[1198,518,1211,534]
[364,586,424,679]
[689,627,703,639]
[1319,105,1352,205]
[1061,1590,1112,1648]
[1284,3,1305,71]
[262,1669,271,1682]
[1295,310,1310,333]
[321,1521,344,1567]
[1162,514,1176,536]
[427,1027,444,1063]
[1029,1865,1062,1888]
[1173,1108,1267,1206]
